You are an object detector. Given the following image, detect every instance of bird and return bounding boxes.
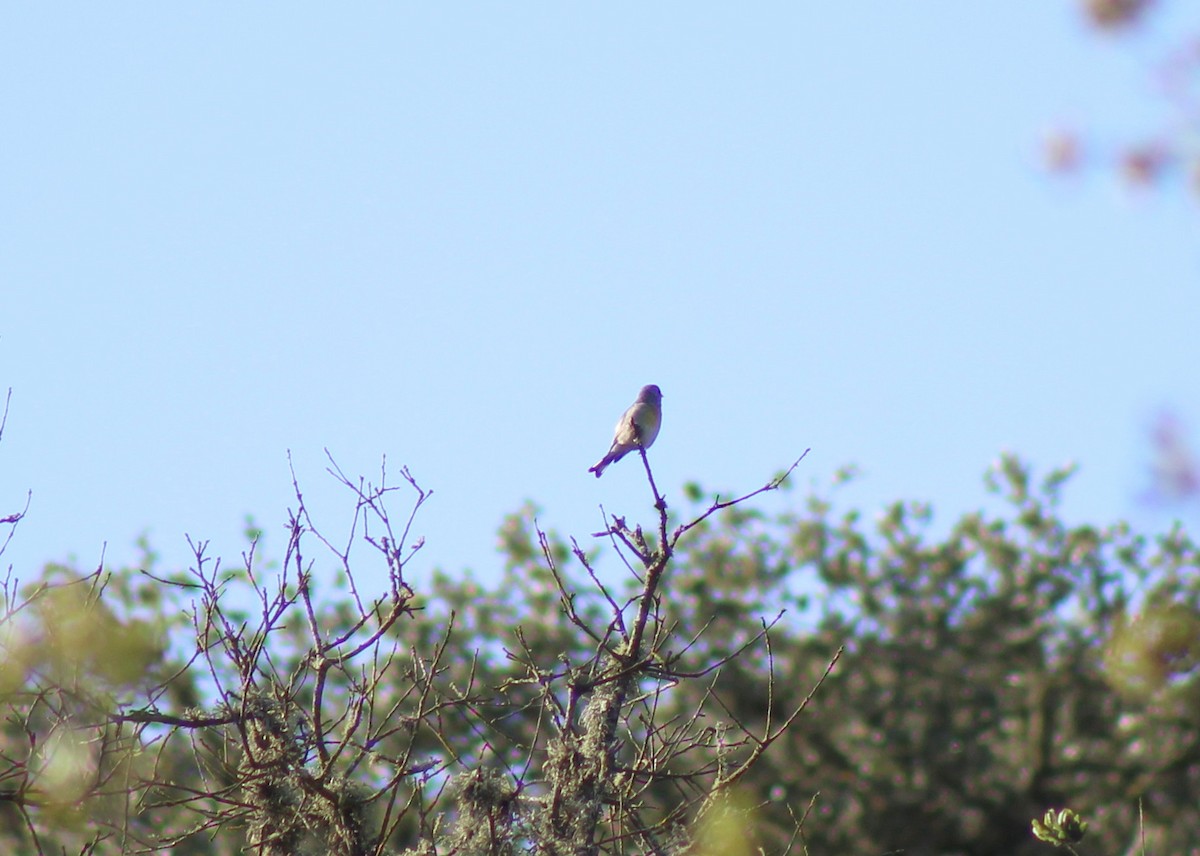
[589,384,663,478]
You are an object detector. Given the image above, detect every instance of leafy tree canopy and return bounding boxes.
[1,453,1198,855]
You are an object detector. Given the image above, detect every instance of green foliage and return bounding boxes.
[2,453,1199,854]
[0,560,200,855]
[1031,807,1088,851]
[425,454,1200,854]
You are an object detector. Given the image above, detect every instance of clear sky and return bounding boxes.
[3,4,1198,589]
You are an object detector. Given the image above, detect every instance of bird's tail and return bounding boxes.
[588,449,624,478]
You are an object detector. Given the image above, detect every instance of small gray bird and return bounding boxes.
[589,384,663,478]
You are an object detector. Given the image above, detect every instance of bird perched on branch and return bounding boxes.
[589,384,663,478]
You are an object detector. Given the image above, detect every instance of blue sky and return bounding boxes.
[3,4,1198,589]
